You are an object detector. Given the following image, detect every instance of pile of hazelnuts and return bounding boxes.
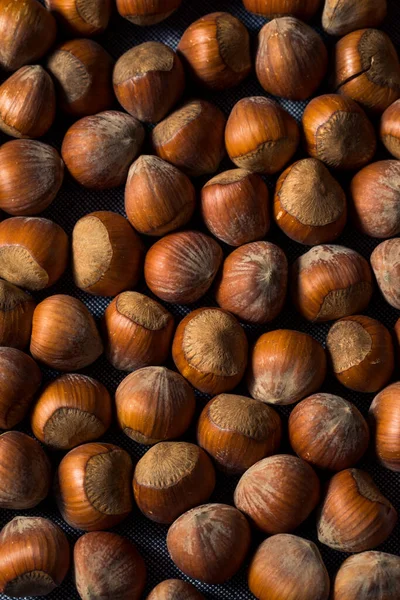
[0,0,399,598]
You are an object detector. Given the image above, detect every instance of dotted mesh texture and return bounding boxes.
[0,0,399,599]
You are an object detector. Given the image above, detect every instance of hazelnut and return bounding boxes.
[369,382,400,472]
[144,231,223,304]
[395,319,400,363]
[0,517,69,597]
[225,96,300,174]
[151,99,226,177]
[46,38,114,117]
[326,315,394,392]
[74,532,146,600]
[0,0,56,71]
[115,366,195,444]
[30,294,103,371]
[0,140,64,216]
[256,17,327,100]
[215,241,288,324]
[317,468,397,551]
[62,111,145,189]
[116,0,182,25]
[0,347,41,429]
[167,503,251,584]
[291,245,373,322]
[0,431,50,509]
[103,292,174,372]
[302,94,376,170]
[113,42,185,123]
[133,441,216,524]
[0,65,55,139]
[125,155,195,236]
[172,307,248,394]
[56,442,133,531]
[45,0,112,36]
[201,169,270,246]
[381,99,400,159]
[197,393,282,474]
[0,280,35,349]
[0,216,68,290]
[350,161,400,238]
[289,393,370,471]
[31,374,112,450]
[177,12,251,90]
[248,534,330,600]
[274,158,347,244]
[323,0,387,36]
[333,551,400,600]
[147,580,205,600]
[334,29,400,113]
[72,211,144,296]
[247,329,327,405]
[243,0,321,19]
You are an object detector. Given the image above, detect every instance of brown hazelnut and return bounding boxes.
[30,294,103,371]
[333,551,400,600]
[289,393,370,471]
[56,442,133,531]
[0,347,41,429]
[395,319,400,363]
[334,29,400,113]
[125,155,195,236]
[0,0,56,71]
[274,158,347,244]
[350,161,400,238]
[46,39,114,117]
[103,292,174,372]
[0,140,64,216]
[172,307,248,394]
[167,503,251,584]
[291,245,374,322]
[0,280,35,349]
[247,329,327,405]
[74,532,146,600]
[0,431,50,509]
[381,99,400,159]
[249,534,330,600]
[0,65,55,139]
[177,12,251,90]
[31,374,112,450]
[256,17,327,100]
[0,517,70,597]
[147,580,205,600]
[62,111,145,189]
[225,96,300,174]
[326,315,394,392]
[115,366,195,445]
[369,382,400,472]
[201,169,270,246]
[133,441,216,524]
[151,99,226,177]
[197,393,282,474]
[45,0,112,36]
[72,211,144,296]
[0,216,68,290]
[317,468,397,551]
[215,241,288,324]
[234,454,320,533]
[302,94,376,170]
[144,231,223,304]
[116,0,182,25]
[323,0,387,36]
[113,42,185,123]
[243,0,321,19]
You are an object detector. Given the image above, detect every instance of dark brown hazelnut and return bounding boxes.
[0,279,35,349]
[333,551,400,600]
[116,0,182,25]
[381,99,400,159]
[323,0,387,36]
[45,0,112,36]
[147,580,205,600]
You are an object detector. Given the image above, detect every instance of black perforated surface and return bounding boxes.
[0,1,399,598]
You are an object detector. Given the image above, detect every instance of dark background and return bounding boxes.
[0,0,399,598]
